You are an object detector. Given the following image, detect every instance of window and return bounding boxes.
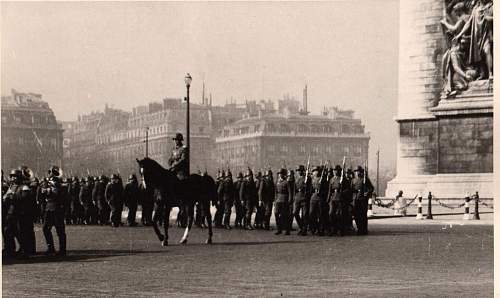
[299,145,306,153]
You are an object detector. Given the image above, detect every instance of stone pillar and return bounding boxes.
[397,0,444,120]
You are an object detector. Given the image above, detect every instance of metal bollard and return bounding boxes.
[463,196,471,220]
[473,191,480,220]
[426,192,433,220]
[367,196,374,218]
[416,196,423,220]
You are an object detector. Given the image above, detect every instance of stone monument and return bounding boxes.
[386,0,493,198]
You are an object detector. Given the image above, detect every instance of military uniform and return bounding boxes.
[259,171,275,230]
[19,183,37,255]
[139,179,153,226]
[327,169,350,236]
[233,173,245,228]
[168,145,188,180]
[351,169,373,235]
[3,171,23,257]
[274,171,292,235]
[70,179,84,224]
[219,174,234,229]
[105,176,124,227]
[253,173,264,229]
[42,171,67,256]
[124,176,140,226]
[93,177,109,225]
[213,172,225,228]
[309,171,327,236]
[293,170,310,235]
[287,171,295,231]
[80,179,96,225]
[241,171,257,230]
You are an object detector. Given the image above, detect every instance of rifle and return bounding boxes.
[340,156,346,184]
[304,155,311,183]
[363,160,368,197]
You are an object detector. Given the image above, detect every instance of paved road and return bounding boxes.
[3,217,493,297]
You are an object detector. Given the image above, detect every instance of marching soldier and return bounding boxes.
[260,169,275,230]
[233,172,245,228]
[42,166,67,256]
[241,168,257,230]
[274,168,292,235]
[219,170,234,230]
[124,174,140,226]
[3,169,23,258]
[351,166,374,235]
[80,177,96,225]
[327,165,350,236]
[293,165,310,236]
[61,178,73,225]
[93,175,109,225]
[309,166,327,236]
[213,170,226,228]
[253,171,264,229]
[105,174,124,227]
[287,169,296,231]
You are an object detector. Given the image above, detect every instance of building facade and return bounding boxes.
[214,109,370,174]
[1,90,63,176]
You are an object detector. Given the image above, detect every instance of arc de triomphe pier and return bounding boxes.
[386,0,493,198]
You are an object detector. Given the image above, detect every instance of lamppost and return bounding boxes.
[184,73,192,174]
[145,126,149,158]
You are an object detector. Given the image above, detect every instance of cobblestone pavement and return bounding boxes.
[3,212,493,297]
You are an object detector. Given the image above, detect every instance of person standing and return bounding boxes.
[293,165,310,236]
[287,169,296,232]
[309,166,327,236]
[260,169,275,231]
[213,170,225,228]
[219,170,234,230]
[253,171,264,229]
[124,174,140,226]
[241,169,257,230]
[3,169,23,258]
[105,174,124,227]
[351,166,374,235]
[233,172,245,228]
[42,166,67,256]
[139,176,153,226]
[274,168,292,235]
[327,165,350,236]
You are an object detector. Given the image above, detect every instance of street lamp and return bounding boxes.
[145,126,149,158]
[184,73,192,174]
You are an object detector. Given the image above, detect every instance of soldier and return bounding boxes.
[274,168,292,235]
[213,170,226,228]
[61,178,73,225]
[168,133,188,228]
[139,176,153,226]
[3,169,23,258]
[105,174,124,227]
[241,168,257,230]
[253,171,264,229]
[293,165,310,236]
[219,170,234,230]
[327,165,350,236]
[260,169,275,230]
[41,166,67,256]
[124,174,140,227]
[93,175,109,225]
[79,177,96,225]
[309,166,327,236]
[345,168,355,231]
[233,172,245,228]
[287,169,296,232]
[351,166,374,235]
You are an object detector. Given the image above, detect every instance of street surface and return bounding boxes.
[3,210,493,297]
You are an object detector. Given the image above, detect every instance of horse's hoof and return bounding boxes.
[206,238,212,245]
[162,240,168,247]
[180,238,187,245]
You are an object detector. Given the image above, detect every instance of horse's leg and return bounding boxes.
[205,200,213,244]
[152,212,164,243]
[180,203,194,244]
[162,207,171,246]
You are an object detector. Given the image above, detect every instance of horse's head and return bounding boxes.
[136,157,175,191]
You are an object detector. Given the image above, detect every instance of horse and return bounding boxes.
[136,157,216,245]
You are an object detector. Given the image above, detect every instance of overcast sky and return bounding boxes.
[1,1,399,170]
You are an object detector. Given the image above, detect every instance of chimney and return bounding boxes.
[303,84,308,114]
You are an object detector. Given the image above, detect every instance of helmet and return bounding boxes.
[47,165,62,178]
[237,172,243,179]
[110,174,119,180]
[129,174,137,181]
[172,133,184,141]
[9,169,22,178]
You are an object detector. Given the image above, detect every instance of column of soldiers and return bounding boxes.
[214,163,373,236]
[2,166,156,259]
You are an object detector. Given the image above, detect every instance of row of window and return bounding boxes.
[95,125,207,145]
[217,144,364,157]
[224,123,364,137]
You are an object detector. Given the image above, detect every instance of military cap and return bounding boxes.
[9,169,22,177]
[100,175,106,181]
[278,168,287,175]
[172,132,184,141]
[354,166,364,173]
[312,166,320,172]
[296,165,306,172]
[47,165,61,178]
[110,174,119,180]
[256,171,262,178]
[237,172,244,179]
[226,170,232,177]
[333,165,342,171]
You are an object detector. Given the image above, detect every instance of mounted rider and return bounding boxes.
[168,133,189,180]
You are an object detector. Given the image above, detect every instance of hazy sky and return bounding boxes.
[1,1,399,169]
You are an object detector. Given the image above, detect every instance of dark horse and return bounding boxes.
[136,157,216,245]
